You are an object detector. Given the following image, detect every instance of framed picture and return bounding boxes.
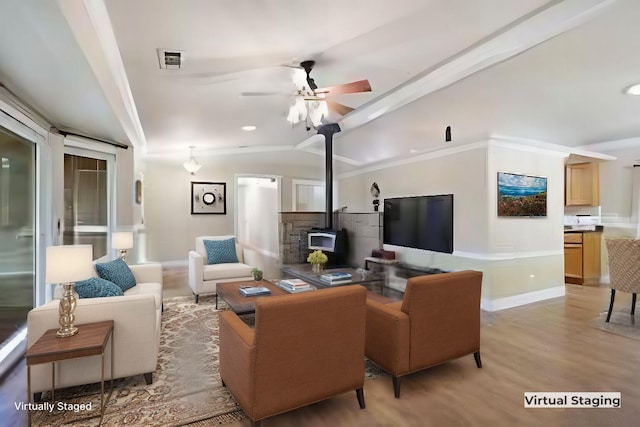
[497,172,547,217]
[191,182,226,214]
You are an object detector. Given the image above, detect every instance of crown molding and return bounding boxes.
[56,0,145,150]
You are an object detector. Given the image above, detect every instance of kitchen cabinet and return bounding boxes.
[564,231,602,285]
[565,162,599,206]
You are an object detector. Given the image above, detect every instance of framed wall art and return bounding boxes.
[497,172,547,217]
[191,181,226,214]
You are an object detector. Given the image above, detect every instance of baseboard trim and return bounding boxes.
[481,285,566,312]
[160,259,188,268]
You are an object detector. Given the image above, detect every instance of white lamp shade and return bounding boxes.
[45,245,93,284]
[112,231,134,250]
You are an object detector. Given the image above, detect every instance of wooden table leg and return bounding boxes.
[27,365,31,427]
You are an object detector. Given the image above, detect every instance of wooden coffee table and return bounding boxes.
[216,280,288,315]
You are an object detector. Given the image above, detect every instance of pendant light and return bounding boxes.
[183,146,201,175]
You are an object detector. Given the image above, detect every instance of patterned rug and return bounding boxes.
[591,308,640,341]
[32,296,243,426]
[32,295,384,426]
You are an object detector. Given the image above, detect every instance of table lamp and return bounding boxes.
[45,245,93,338]
[112,231,134,262]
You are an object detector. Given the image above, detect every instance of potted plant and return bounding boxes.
[307,250,328,273]
[251,267,263,281]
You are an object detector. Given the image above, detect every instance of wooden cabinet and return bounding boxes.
[565,162,599,206]
[564,231,601,285]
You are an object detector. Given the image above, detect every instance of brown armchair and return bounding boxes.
[365,270,483,398]
[219,285,367,427]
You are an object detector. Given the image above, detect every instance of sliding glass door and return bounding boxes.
[63,151,110,260]
[0,127,34,346]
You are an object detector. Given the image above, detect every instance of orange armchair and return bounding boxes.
[365,270,483,398]
[219,285,367,427]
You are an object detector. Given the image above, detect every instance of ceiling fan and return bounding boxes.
[242,60,372,128]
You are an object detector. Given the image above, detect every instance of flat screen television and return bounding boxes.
[383,194,454,254]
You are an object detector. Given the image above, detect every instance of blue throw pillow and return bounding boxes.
[204,238,239,264]
[94,258,137,292]
[75,277,124,298]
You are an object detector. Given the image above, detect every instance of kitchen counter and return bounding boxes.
[564,225,604,232]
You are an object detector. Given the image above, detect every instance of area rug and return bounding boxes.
[32,296,243,427]
[591,308,640,341]
[32,295,384,426]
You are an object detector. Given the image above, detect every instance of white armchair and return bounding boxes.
[188,235,259,306]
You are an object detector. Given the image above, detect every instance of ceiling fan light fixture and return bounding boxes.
[287,98,307,124]
[308,100,329,127]
[626,83,640,95]
[183,146,201,175]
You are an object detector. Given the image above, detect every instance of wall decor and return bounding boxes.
[497,172,547,217]
[135,179,142,204]
[191,181,226,214]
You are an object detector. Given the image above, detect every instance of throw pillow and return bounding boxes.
[74,277,124,298]
[203,238,239,264]
[94,258,137,292]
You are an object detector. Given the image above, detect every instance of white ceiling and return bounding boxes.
[1,0,639,170]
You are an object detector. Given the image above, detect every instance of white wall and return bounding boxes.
[599,150,636,225]
[338,139,567,311]
[338,144,489,253]
[596,147,640,281]
[143,154,324,262]
[484,140,566,300]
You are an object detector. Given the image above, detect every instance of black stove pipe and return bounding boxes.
[317,123,341,229]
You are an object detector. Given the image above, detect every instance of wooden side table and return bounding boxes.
[25,320,114,426]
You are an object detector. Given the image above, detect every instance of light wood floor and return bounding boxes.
[3,268,640,426]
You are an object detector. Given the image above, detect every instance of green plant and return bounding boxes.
[251,267,263,280]
[307,250,328,265]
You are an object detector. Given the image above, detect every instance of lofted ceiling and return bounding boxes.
[0,0,639,171]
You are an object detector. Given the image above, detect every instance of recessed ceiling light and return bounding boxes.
[409,148,418,154]
[626,84,640,95]
[241,125,256,131]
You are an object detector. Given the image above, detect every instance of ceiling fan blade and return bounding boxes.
[315,79,372,96]
[326,100,355,116]
[241,91,290,97]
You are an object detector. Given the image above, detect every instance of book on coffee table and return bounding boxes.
[277,279,314,293]
[238,286,272,297]
[320,279,352,285]
[320,272,353,285]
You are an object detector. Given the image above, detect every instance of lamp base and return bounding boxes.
[57,282,78,338]
[56,326,78,338]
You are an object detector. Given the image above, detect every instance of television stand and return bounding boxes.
[364,257,447,292]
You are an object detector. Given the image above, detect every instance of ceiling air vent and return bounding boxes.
[157,49,183,69]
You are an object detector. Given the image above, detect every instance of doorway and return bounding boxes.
[236,175,280,275]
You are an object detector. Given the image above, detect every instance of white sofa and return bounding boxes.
[188,235,259,306]
[27,263,163,396]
